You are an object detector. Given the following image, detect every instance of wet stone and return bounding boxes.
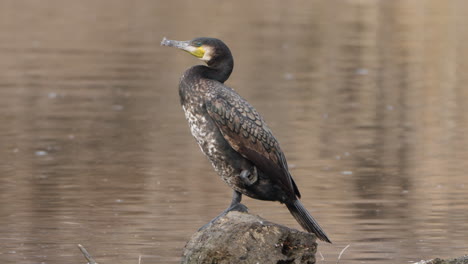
[181,211,317,264]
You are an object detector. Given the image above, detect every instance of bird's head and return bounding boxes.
[161,37,231,66]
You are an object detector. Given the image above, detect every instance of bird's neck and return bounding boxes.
[205,57,233,83]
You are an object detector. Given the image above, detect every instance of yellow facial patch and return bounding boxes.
[187,46,205,58]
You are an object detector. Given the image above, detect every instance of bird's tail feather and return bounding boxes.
[286,200,331,243]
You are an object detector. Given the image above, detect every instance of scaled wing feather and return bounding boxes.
[205,90,300,198]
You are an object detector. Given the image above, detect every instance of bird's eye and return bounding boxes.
[192,41,202,47]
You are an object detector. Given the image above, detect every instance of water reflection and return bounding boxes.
[1,1,468,263]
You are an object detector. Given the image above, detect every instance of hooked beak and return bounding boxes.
[161,37,190,50]
[161,37,205,59]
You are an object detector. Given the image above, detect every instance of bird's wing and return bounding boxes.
[205,89,300,198]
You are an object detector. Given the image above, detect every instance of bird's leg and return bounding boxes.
[227,190,248,212]
[239,167,258,186]
[198,190,248,231]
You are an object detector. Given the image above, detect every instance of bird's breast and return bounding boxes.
[181,102,254,192]
[182,104,219,157]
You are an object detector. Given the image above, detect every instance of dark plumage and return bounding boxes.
[161,37,331,243]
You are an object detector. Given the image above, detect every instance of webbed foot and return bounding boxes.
[199,191,248,231]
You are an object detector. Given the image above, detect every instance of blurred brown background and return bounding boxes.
[1,1,467,263]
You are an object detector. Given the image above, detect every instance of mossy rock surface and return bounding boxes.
[181,211,317,264]
[415,256,468,264]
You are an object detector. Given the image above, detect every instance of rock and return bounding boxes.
[181,211,317,264]
[415,256,468,264]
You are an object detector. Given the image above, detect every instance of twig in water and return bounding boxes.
[78,244,98,264]
[337,244,350,264]
[318,251,325,261]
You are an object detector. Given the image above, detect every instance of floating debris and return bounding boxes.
[283,73,294,80]
[356,68,368,75]
[35,150,48,156]
[112,104,124,111]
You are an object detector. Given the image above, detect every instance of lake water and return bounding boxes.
[1,1,467,263]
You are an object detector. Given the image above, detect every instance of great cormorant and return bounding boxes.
[161,37,331,243]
